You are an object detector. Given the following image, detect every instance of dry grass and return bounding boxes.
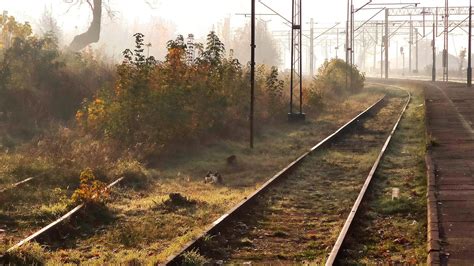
[338,83,427,264]
[1,89,383,264]
[185,95,406,264]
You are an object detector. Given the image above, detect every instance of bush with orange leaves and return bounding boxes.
[76,32,257,154]
[71,168,108,204]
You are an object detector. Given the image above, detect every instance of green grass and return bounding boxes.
[338,83,427,264]
[181,250,210,266]
[178,94,406,264]
[1,90,384,264]
[1,242,45,265]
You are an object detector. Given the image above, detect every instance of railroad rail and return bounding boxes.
[165,85,410,265]
[165,94,392,265]
[1,85,413,264]
[0,177,34,193]
[326,84,411,264]
[5,176,125,253]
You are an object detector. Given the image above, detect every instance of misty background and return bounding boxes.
[2,0,470,74]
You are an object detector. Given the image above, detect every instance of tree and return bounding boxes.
[265,66,285,117]
[38,7,63,43]
[0,29,63,131]
[311,58,365,97]
[266,66,284,98]
[0,14,32,50]
[203,31,225,67]
[231,20,280,67]
[66,0,155,52]
[68,0,103,51]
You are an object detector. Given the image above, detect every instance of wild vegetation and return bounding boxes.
[340,84,427,264]
[184,91,406,264]
[0,14,113,145]
[0,12,377,264]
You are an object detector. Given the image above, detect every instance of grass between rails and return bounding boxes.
[0,89,384,264]
[338,83,427,264]
[178,94,406,264]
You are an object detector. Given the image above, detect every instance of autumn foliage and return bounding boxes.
[77,32,287,153]
[0,14,113,141]
[71,168,108,204]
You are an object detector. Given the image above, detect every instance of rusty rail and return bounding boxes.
[6,176,125,252]
[0,177,34,193]
[325,84,411,265]
[165,96,386,265]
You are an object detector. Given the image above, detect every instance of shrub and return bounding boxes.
[0,14,113,140]
[2,242,45,265]
[264,66,286,119]
[308,59,365,106]
[111,159,151,189]
[181,250,210,266]
[77,32,251,152]
[71,168,108,204]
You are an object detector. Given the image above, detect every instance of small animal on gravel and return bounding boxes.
[204,171,223,184]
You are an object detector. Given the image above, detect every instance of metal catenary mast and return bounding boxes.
[288,0,305,122]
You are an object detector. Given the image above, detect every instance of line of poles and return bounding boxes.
[250,0,255,148]
[249,0,473,148]
[468,0,472,87]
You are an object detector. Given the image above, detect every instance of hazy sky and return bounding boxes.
[2,0,469,37]
[1,0,470,70]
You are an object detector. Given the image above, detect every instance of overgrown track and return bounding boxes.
[0,177,34,193]
[166,90,410,265]
[4,177,125,253]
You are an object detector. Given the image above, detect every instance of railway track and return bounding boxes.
[165,87,410,265]
[1,92,387,263]
[1,85,411,264]
[0,177,34,193]
[3,176,125,254]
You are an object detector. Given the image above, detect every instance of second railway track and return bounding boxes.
[166,87,410,264]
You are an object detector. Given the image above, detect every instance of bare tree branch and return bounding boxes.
[85,0,94,11]
[66,0,154,51]
[68,0,102,51]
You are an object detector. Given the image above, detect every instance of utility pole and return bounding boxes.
[423,7,426,37]
[443,0,449,82]
[415,28,419,73]
[299,0,303,116]
[345,0,350,91]
[415,27,419,73]
[350,0,354,90]
[384,8,389,79]
[336,28,339,59]
[468,0,472,87]
[432,22,436,81]
[402,47,405,76]
[288,0,304,121]
[250,0,255,148]
[374,24,378,73]
[409,15,413,74]
[380,25,385,79]
[310,18,314,77]
[433,11,438,82]
[396,41,399,70]
[381,23,384,78]
[351,0,354,88]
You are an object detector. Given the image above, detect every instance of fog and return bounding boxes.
[1,0,470,71]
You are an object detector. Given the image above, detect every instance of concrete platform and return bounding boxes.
[425,82,474,265]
